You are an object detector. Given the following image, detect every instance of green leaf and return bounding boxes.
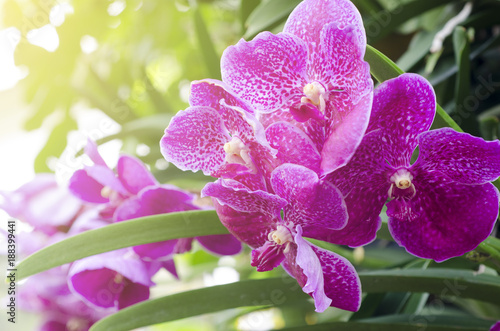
[244,0,301,39]
[452,26,475,134]
[193,2,221,80]
[360,268,500,306]
[16,210,228,280]
[277,322,487,331]
[90,278,309,331]
[365,45,463,133]
[90,268,500,331]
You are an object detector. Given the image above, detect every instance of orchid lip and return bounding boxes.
[223,136,257,173]
[388,168,416,200]
[301,81,328,113]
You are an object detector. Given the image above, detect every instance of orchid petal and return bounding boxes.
[321,91,372,175]
[196,234,243,256]
[160,106,231,175]
[202,179,287,219]
[324,132,390,246]
[271,164,348,234]
[366,73,436,168]
[284,0,366,54]
[221,32,307,113]
[313,23,372,104]
[211,198,276,249]
[68,169,108,204]
[417,128,500,185]
[266,121,321,174]
[293,226,331,312]
[117,155,157,195]
[117,282,150,309]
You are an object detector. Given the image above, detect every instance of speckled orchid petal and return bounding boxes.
[160,106,231,175]
[266,121,321,174]
[366,73,436,168]
[68,169,108,204]
[202,179,287,219]
[321,91,372,175]
[310,242,362,312]
[284,0,366,54]
[196,234,242,256]
[221,32,307,113]
[208,193,278,249]
[271,164,348,235]
[417,128,500,185]
[323,131,390,246]
[388,170,499,262]
[287,226,362,312]
[117,155,157,195]
[312,23,372,104]
[189,80,261,142]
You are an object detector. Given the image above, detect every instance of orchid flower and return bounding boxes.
[323,73,500,260]
[202,164,361,312]
[221,0,373,175]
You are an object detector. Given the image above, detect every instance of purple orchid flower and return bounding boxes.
[68,247,172,310]
[0,173,83,235]
[323,73,500,261]
[202,163,361,312]
[220,0,373,175]
[114,185,242,259]
[69,139,157,219]
[491,321,500,331]
[161,80,277,183]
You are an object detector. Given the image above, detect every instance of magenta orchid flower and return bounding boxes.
[491,321,500,331]
[202,164,361,312]
[221,0,373,175]
[0,173,83,235]
[324,73,500,261]
[69,139,157,219]
[161,80,277,182]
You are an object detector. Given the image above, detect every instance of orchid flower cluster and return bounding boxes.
[0,142,241,330]
[161,0,500,313]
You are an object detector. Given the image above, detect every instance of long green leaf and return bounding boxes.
[90,278,309,331]
[16,210,228,280]
[91,269,500,331]
[452,26,475,134]
[192,1,221,79]
[365,44,463,133]
[277,322,487,331]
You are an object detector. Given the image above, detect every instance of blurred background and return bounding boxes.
[0,0,499,330]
